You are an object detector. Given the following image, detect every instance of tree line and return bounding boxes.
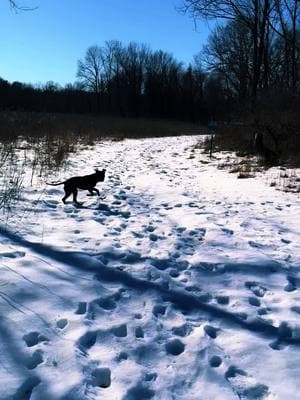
[0,41,218,122]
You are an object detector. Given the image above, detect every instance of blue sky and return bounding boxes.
[0,0,211,86]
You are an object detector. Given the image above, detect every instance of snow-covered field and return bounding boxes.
[0,135,299,400]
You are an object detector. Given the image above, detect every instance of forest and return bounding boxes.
[1,1,299,124]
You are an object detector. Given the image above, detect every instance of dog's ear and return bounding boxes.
[94,168,99,172]
[102,169,106,172]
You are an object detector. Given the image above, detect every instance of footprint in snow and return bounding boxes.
[43,199,59,209]
[26,350,44,370]
[165,339,185,356]
[135,326,144,338]
[56,318,68,329]
[248,241,271,250]
[91,367,111,388]
[172,323,192,337]
[248,297,261,307]
[257,307,270,315]
[116,351,128,361]
[281,238,291,244]
[75,302,87,315]
[284,276,297,292]
[269,340,287,350]
[144,372,157,382]
[215,295,230,305]
[169,269,180,278]
[245,281,267,297]
[204,325,219,339]
[0,250,25,259]
[209,355,222,367]
[221,228,234,236]
[152,304,167,317]
[112,324,127,337]
[125,383,155,400]
[78,330,97,350]
[269,321,293,351]
[97,296,117,311]
[23,332,49,347]
[225,366,269,400]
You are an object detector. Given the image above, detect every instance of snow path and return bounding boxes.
[0,136,300,400]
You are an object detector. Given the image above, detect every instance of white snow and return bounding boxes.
[0,135,299,400]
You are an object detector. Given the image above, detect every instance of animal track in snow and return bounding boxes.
[172,324,191,337]
[26,349,44,370]
[245,281,267,297]
[225,365,247,379]
[135,326,144,338]
[144,372,157,382]
[125,383,155,400]
[75,302,87,314]
[56,318,68,329]
[248,297,261,307]
[204,325,219,339]
[226,369,270,400]
[209,355,222,367]
[269,340,287,350]
[225,365,270,399]
[221,228,234,236]
[152,304,167,317]
[216,295,230,305]
[97,296,117,310]
[165,339,185,355]
[91,367,111,388]
[116,351,128,361]
[0,250,25,259]
[284,276,297,292]
[78,330,97,350]
[23,332,49,347]
[112,324,127,337]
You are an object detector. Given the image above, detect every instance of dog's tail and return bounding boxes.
[46,181,65,186]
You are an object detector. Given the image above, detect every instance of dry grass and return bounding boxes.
[211,94,300,168]
[0,111,204,141]
[217,155,259,179]
[267,168,300,193]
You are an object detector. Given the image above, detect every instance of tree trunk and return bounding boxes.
[252,0,259,108]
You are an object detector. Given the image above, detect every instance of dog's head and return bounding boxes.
[95,168,106,182]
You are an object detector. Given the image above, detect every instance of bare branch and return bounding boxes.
[9,0,37,11]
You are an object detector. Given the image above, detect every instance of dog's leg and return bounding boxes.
[87,189,95,196]
[73,189,81,205]
[93,188,100,196]
[62,189,72,204]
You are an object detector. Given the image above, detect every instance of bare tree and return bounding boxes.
[77,46,104,112]
[274,0,300,89]
[145,50,183,117]
[202,20,252,100]
[181,0,276,104]
[116,42,150,117]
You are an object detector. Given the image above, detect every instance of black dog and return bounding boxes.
[47,169,106,204]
